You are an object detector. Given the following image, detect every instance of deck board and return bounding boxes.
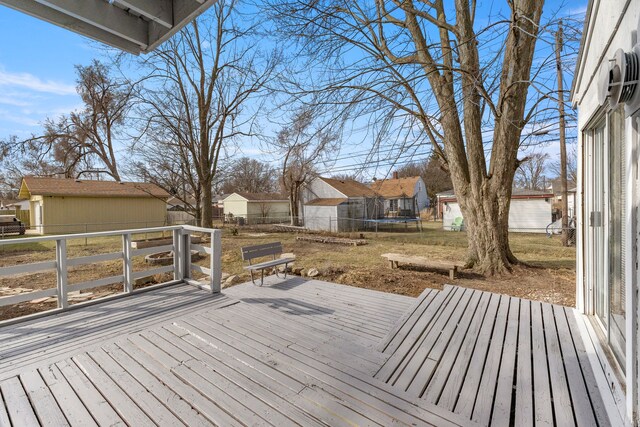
[376,286,612,427]
[0,277,615,426]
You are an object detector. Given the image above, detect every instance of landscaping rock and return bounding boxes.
[278,265,292,273]
[224,275,242,287]
[307,268,320,278]
[292,267,304,275]
[300,269,307,277]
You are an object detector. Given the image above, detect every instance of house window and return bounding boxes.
[389,199,398,211]
[583,106,627,374]
[607,107,626,369]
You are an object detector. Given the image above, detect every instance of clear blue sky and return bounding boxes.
[0,0,588,178]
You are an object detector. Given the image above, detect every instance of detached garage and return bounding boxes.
[18,177,169,235]
[439,189,553,233]
[222,193,290,224]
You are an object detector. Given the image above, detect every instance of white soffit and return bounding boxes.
[0,0,216,54]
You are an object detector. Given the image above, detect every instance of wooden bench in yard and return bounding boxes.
[381,253,464,280]
[241,242,296,286]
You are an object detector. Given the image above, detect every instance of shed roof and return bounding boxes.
[230,192,288,202]
[437,188,553,202]
[370,176,422,198]
[305,198,349,206]
[319,177,377,197]
[19,177,169,199]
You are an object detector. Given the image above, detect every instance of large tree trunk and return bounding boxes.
[201,178,213,228]
[456,180,517,275]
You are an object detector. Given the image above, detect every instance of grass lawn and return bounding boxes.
[0,222,576,321]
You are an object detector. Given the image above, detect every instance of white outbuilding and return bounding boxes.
[222,193,290,225]
[438,189,553,233]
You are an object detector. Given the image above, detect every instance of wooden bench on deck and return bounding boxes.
[241,242,296,286]
[381,252,463,280]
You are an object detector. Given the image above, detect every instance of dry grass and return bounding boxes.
[0,222,576,321]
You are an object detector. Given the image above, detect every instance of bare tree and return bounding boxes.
[515,152,550,190]
[397,154,452,207]
[134,0,280,227]
[220,157,278,194]
[267,0,546,273]
[18,60,132,181]
[272,108,338,225]
[549,144,577,184]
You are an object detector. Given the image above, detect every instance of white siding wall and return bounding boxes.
[508,199,552,232]
[572,2,640,422]
[414,179,429,209]
[443,198,552,233]
[303,205,339,231]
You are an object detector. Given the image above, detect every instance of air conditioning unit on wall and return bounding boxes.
[597,17,640,116]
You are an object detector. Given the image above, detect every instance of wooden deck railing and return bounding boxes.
[0,225,222,313]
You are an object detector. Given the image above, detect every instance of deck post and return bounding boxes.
[210,229,222,293]
[173,228,183,281]
[55,239,68,309]
[122,233,133,293]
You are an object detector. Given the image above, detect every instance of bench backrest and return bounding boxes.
[241,242,283,261]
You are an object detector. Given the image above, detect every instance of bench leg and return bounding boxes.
[260,269,264,286]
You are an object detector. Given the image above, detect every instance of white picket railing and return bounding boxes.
[0,225,222,313]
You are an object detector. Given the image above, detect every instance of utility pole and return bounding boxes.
[555,20,570,246]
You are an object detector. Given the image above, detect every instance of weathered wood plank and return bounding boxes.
[458,294,509,419]
[565,309,612,427]
[180,311,472,426]
[56,359,125,426]
[0,376,39,426]
[39,364,98,427]
[116,339,244,427]
[514,299,533,426]
[418,290,488,399]
[437,292,500,410]
[150,326,327,427]
[376,286,461,383]
[72,353,155,426]
[542,303,575,426]
[393,287,474,391]
[489,297,520,426]
[531,301,553,426]
[553,305,598,427]
[87,349,186,426]
[0,386,11,427]
[377,287,438,353]
[20,369,70,426]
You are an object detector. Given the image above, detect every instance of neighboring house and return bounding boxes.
[571,1,640,423]
[301,177,382,232]
[0,199,29,212]
[18,177,169,234]
[370,172,428,217]
[222,193,290,224]
[547,178,577,220]
[439,189,553,233]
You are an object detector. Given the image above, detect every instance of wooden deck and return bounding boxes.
[376,285,613,426]
[0,278,615,426]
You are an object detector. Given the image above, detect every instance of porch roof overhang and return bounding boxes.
[0,0,216,55]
